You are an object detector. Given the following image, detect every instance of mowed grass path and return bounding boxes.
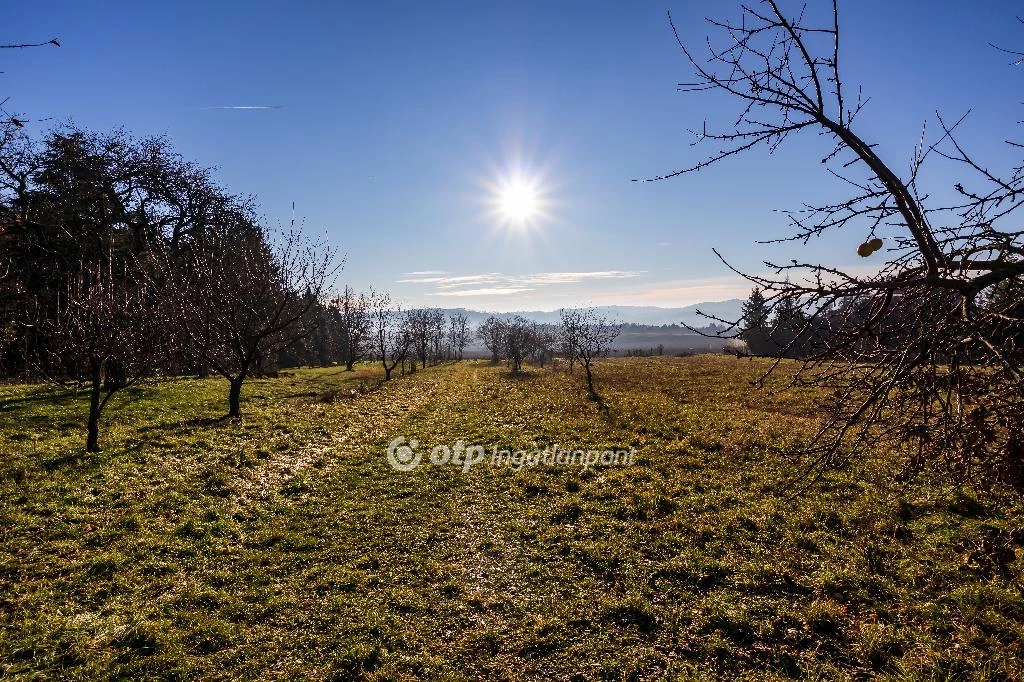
[1,358,1022,680]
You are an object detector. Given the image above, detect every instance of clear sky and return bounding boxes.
[5,1,1024,310]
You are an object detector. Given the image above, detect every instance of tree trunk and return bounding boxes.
[87,361,102,452]
[228,376,245,418]
[583,362,596,398]
[384,365,393,381]
[103,360,123,392]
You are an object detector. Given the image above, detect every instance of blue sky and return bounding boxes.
[5,1,1024,310]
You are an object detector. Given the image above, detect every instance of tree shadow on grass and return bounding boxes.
[39,451,90,472]
[135,414,233,434]
[0,387,71,411]
[589,391,611,417]
[507,369,541,381]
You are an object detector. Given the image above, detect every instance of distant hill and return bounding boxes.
[436,300,743,356]
[435,300,743,329]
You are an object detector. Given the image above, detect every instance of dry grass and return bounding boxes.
[1,357,1022,680]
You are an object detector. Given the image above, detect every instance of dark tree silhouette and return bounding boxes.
[739,288,772,355]
[0,126,254,380]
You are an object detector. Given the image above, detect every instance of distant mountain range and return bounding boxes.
[434,300,744,355]
[436,300,743,329]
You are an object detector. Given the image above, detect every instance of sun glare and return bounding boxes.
[490,172,549,229]
[498,180,538,222]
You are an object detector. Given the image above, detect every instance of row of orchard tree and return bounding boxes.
[309,292,472,381]
[304,293,622,397]
[0,125,344,449]
[476,309,620,397]
[0,123,622,450]
[194,286,477,379]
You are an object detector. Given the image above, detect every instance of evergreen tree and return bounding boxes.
[739,288,772,355]
[771,294,807,358]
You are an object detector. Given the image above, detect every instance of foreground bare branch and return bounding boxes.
[662,1,1024,492]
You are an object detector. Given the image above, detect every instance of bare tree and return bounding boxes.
[331,285,372,370]
[657,1,1024,490]
[401,307,447,367]
[38,257,167,451]
[429,308,446,364]
[477,316,506,364]
[1,37,60,128]
[448,312,470,360]
[560,308,620,399]
[502,315,536,374]
[370,290,410,381]
[405,308,429,371]
[529,322,557,368]
[166,217,338,417]
[559,321,578,373]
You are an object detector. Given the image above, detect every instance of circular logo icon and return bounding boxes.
[386,436,421,472]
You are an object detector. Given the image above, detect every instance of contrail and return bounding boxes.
[201,105,284,110]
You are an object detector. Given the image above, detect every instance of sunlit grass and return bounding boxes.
[1,357,1021,679]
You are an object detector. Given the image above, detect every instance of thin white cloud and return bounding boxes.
[397,270,644,290]
[397,273,504,287]
[519,271,641,285]
[393,270,648,306]
[432,287,534,297]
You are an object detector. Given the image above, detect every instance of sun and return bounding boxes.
[498,179,538,222]
[490,172,549,229]
[480,159,553,231]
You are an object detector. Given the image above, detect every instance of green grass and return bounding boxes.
[1,357,1022,680]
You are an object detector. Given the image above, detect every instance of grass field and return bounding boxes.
[1,357,1022,680]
